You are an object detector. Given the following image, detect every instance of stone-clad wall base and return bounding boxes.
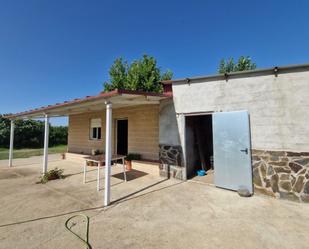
[252,149,309,202]
[159,164,186,180]
[159,144,185,180]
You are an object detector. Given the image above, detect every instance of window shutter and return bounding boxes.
[90,118,101,128]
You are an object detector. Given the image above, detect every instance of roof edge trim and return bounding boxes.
[161,63,309,85]
[6,89,171,119]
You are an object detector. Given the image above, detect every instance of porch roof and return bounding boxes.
[7,89,172,119]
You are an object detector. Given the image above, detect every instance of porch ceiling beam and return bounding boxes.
[10,94,164,119]
[19,98,109,119]
[121,94,165,101]
[16,100,160,119]
[45,99,107,113]
[43,101,160,117]
[54,108,103,116]
[113,96,161,103]
[108,99,160,105]
[58,102,107,111]
[121,95,148,101]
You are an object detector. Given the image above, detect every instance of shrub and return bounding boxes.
[38,168,64,184]
[125,153,141,161]
[91,149,102,156]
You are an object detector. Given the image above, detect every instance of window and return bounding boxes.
[90,118,101,140]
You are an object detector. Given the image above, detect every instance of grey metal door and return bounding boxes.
[213,111,253,193]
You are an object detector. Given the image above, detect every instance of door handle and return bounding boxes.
[240,148,248,154]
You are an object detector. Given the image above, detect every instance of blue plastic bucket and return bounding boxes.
[197,170,206,176]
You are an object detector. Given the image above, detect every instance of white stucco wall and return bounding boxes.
[172,69,309,152]
[159,98,181,146]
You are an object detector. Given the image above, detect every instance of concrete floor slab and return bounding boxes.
[0,155,309,249]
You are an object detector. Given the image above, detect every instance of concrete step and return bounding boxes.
[131,160,159,175]
[65,152,89,162]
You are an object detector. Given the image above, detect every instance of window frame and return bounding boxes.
[90,118,102,140]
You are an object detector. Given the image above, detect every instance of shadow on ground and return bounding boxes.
[0,178,182,228]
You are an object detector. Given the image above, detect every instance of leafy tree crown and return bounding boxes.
[218,56,257,74]
[103,55,173,93]
[0,114,67,148]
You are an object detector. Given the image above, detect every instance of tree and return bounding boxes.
[103,54,173,93]
[0,115,10,147]
[103,58,128,92]
[49,126,68,147]
[0,114,68,148]
[218,56,257,74]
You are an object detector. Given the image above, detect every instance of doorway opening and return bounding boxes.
[116,119,128,155]
[185,114,214,184]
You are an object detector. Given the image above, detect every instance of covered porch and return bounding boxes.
[6,89,171,206]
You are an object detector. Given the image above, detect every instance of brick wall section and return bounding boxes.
[68,104,159,160]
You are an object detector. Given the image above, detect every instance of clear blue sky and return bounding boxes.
[0,0,308,125]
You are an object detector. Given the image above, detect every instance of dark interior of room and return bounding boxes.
[185,115,214,179]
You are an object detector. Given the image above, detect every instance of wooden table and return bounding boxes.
[83,154,127,191]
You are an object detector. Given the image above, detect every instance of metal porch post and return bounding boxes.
[43,114,49,174]
[8,120,14,167]
[104,102,112,206]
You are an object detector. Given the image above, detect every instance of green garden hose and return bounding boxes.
[65,214,92,249]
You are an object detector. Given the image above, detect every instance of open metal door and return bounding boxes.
[213,111,253,193]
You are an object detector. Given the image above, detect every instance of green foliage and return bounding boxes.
[14,119,45,148]
[0,115,10,147]
[38,167,64,184]
[125,153,141,161]
[0,114,68,148]
[103,54,173,93]
[218,56,257,74]
[49,126,68,147]
[93,149,102,155]
[103,58,128,92]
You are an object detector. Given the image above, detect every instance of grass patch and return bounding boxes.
[0,145,67,160]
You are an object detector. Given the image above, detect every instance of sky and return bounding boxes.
[0,0,308,125]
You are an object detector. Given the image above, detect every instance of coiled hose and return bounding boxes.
[65,214,92,249]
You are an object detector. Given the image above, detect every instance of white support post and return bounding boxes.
[8,120,14,167]
[83,161,87,184]
[122,157,127,182]
[42,114,49,174]
[104,102,112,206]
[97,163,100,191]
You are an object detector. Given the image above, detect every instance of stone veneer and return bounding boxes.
[252,149,309,202]
[159,144,185,180]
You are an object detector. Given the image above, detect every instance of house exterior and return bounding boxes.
[6,63,309,203]
[159,63,309,202]
[68,105,160,161]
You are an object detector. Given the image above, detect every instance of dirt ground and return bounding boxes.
[0,155,309,249]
